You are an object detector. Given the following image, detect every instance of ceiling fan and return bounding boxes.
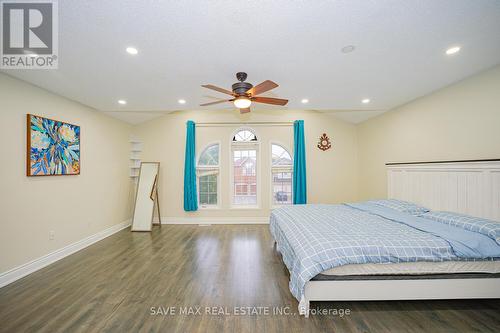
[200,72,288,114]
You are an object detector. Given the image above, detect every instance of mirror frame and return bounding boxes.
[131,161,160,232]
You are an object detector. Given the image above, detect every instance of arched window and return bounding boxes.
[271,144,293,205]
[231,128,259,206]
[233,129,257,142]
[197,143,220,207]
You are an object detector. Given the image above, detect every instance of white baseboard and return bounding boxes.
[157,216,269,224]
[0,219,131,289]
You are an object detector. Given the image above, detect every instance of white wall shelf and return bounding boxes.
[129,137,142,179]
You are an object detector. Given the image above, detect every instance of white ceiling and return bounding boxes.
[3,0,500,124]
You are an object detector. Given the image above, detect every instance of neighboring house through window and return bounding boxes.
[232,129,258,206]
[197,130,291,209]
[197,143,220,207]
[271,144,293,205]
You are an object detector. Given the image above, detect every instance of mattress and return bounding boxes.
[321,260,500,276]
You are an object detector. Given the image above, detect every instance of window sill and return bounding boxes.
[199,205,220,210]
[230,205,260,210]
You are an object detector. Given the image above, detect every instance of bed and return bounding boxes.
[270,160,500,317]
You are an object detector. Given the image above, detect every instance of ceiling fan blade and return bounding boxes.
[252,96,288,106]
[201,84,234,96]
[200,99,231,106]
[246,80,278,96]
[239,108,251,114]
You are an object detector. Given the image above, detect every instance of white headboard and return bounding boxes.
[387,160,500,222]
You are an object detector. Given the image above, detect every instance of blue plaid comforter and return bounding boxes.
[269,203,500,301]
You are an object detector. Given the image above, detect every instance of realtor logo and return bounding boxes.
[1,0,58,69]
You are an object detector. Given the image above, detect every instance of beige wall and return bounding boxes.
[132,109,359,220]
[0,73,133,273]
[357,65,500,200]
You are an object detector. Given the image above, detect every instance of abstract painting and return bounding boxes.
[27,114,80,176]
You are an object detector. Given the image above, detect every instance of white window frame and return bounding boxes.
[197,142,221,209]
[229,127,261,209]
[270,142,293,208]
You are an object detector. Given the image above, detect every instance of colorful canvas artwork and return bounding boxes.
[27,114,80,176]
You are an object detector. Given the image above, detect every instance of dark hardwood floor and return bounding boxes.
[0,225,499,333]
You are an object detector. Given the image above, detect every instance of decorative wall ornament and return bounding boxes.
[27,114,80,176]
[317,133,331,151]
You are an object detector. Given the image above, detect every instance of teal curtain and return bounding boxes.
[184,120,198,211]
[293,120,307,204]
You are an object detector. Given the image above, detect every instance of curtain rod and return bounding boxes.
[196,121,294,127]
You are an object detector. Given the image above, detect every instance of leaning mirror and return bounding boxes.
[131,162,160,232]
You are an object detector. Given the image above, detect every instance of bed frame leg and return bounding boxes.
[298,297,310,318]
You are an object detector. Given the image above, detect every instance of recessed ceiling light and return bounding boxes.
[118,100,127,105]
[446,46,460,55]
[341,45,356,53]
[126,47,138,55]
[362,98,370,104]
[301,98,309,104]
[178,99,186,104]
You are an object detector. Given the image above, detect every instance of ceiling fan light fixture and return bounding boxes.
[233,97,252,109]
[201,73,286,113]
